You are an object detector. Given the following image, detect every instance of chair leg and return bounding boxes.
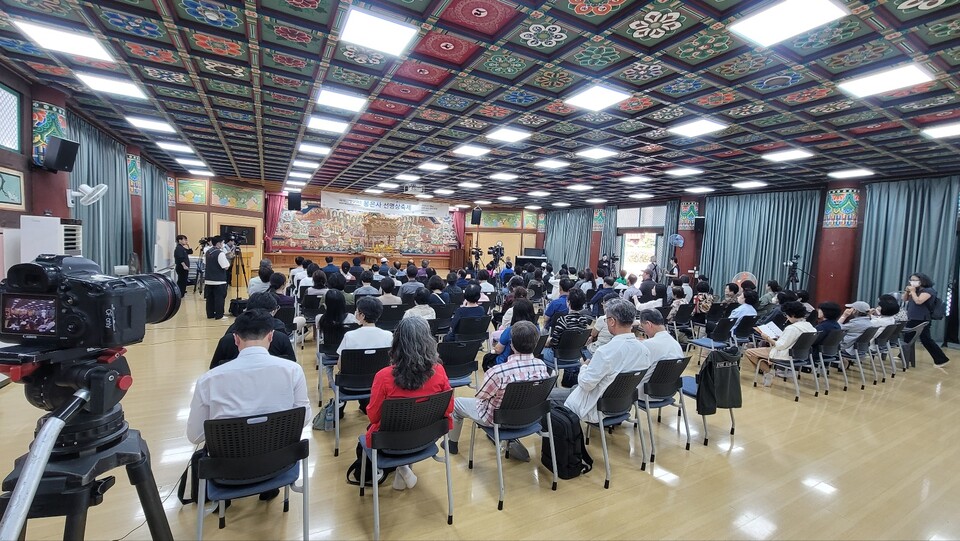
[197,480,206,541]
[360,448,366,497]
[862,350,878,385]
[219,495,226,529]
[372,450,380,541]
[633,404,647,471]
[301,459,310,541]
[468,421,477,470]
[494,425,505,510]
[810,355,821,398]
[283,485,290,513]
[729,408,736,435]
[598,422,611,489]
[701,414,709,446]
[443,435,454,525]
[644,399,656,463]
[678,394,691,451]
[788,361,800,402]
[334,386,340,456]
[752,354,762,387]
[546,412,558,490]
[852,353,866,390]
[585,424,591,446]
[818,357,831,395]
[876,350,887,383]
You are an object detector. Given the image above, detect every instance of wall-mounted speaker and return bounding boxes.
[43,136,80,172]
[693,216,705,234]
[287,192,302,211]
[470,206,482,225]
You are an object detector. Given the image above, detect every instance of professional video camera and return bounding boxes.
[224,231,247,247]
[470,247,483,259]
[782,254,800,267]
[487,242,505,262]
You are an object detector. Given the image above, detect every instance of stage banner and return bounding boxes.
[320,190,448,219]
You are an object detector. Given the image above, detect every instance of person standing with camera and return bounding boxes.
[174,235,192,298]
[205,236,230,320]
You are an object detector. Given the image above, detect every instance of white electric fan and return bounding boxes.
[65,184,109,208]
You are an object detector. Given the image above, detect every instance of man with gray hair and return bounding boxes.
[552,298,651,423]
[636,309,683,399]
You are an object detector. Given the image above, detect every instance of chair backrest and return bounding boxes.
[852,325,879,352]
[673,303,694,325]
[449,292,464,306]
[597,370,647,415]
[492,376,558,428]
[201,407,308,484]
[401,292,416,305]
[806,310,819,325]
[643,357,691,398]
[276,306,296,331]
[901,321,928,346]
[732,315,758,339]
[479,301,493,315]
[887,321,906,343]
[438,340,482,379]
[455,315,491,337]
[772,312,788,330]
[336,347,391,389]
[371,390,454,450]
[344,282,357,294]
[532,333,549,358]
[319,322,360,357]
[377,303,409,324]
[818,328,846,357]
[528,282,544,301]
[722,303,736,317]
[704,302,726,322]
[298,284,310,302]
[872,324,899,347]
[433,303,457,321]
[554,327,592,359]
[354,292,380,302]
[708,318,737,342]
[656,305,672,321]
[788,332,819,360]
[302,293,321,311]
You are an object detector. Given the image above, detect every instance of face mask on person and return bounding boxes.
[910,280,920,287]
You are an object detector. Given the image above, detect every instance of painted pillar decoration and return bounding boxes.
[166,176,176,207]
[822,188,860,228]
[592,208,605,231]
[31,100,66,167]
[589,208,604,269]
[30,86,70,218]
[677,198,703,279]
[815,185,862,305]
[127,154,142,196]
[678,201,698,231]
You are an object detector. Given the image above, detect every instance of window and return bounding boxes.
[0,83,20,152]
[616,205,665,229]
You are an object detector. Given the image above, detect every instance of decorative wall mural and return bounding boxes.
[177,178,207,205]
[522,210,538,230]
[679,201,699,230]
[537,212,546,233]
[31,100,66,167]
[823,188,860,228]
[210,181,263,212]
[127,154,142,196]
[0,166,25,211]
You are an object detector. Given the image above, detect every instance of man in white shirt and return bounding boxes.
[337,296,393,414]
[550,299,651,423]
[203,236,231,320]
[636,309,684,399]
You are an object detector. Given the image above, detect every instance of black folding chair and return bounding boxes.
[637,357,692,463]
[448,292,464,306]
[438,340,483,388]
[671,303,695,341]
[532,333,549,360]
[454,315,492,342]
[693,303,725,337]
[816,329,847,392]
[433,304,457,338]
[731,315,758,349]
[334,347,391,456]
[870,324,900,382]
[656,305,672,322]
[344,282,357,294]
[690,318,737,365]
[376,304,408,332]
[275,306,296,338]
[584,370,648,487]
[841,326,880,387]
[548,328,591,378]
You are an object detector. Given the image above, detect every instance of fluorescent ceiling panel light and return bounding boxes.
[921,121,960,139]
[620,175,652,184]
[175,157,206,167]
[576,147,617,160]
[284,188,302,193]
[728,0,847,47]
[490,172,518,181]
[316,88,367,112]
[762,149,813,162]
[838,64,933,98]
[365,188,384,194]
[564,85,631,112]
[454,204,471,208]
[289,171,313,179]
[665,167,703,177]
[126,116,175,133]
[415,194,434,199]
[308,117,349,133]
[286,181,307,187]
[299,143,331,155]
[498,196,517,201]
[827,168,874,179]
[585,198,607,204]
[474,200,491,205]
[486,127,531,142]
[452,144,490,157]
[567,184,593,192]
[434,188,455,195]
[629,193,654,200]
[525,205,542,210]
[395,174,420,181]
[13,20,114,61]
[684,186,715,193]
[189,170,214,177]
[667,119,727,137]
[418,162,448,171]
[534,159,570,169]
[156,142,193,153]
[292,159,320,169]
[528,191,551,197]
[76,73,145,99]
[732,181,768,189]
[378,182,400,189]
[552,202,571,207]
[340,7,418,56]
[458,181,482,189]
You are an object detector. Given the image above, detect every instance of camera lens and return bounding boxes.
[128,274,181,324]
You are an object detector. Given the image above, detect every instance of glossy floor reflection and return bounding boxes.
[1,294,957,540]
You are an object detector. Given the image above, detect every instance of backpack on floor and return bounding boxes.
[312,399,335,431]
[228,298,247,317]
[346,441,396,486]
[540,403,592,480]
[176,448,206,505]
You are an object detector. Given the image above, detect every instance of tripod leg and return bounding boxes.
[63,508,89,541]
[125,449,173,541]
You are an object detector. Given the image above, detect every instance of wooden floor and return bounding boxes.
[1,293,958,540]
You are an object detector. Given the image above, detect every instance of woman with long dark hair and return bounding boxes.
[366,317,453,490]
[902,272,949,365]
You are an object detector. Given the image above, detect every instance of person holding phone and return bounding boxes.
[902,272,949,366]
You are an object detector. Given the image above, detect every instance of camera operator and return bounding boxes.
[598,254,611,276]
[204,236,231,320]
[174,234,193,298]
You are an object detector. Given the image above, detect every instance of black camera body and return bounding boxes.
[0,255,180,349]
[470,247,482,258]
[225,231,247,245]
[487,245,504,259]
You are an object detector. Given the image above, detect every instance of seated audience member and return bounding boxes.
[444,284,486,341]
[812,301,843,348]
[340,261,356,283]
[498,287,528,332]
[326,272,354,304]
[543,289,592,365]
[527,270,544,294]
[445,272,463,297]
[729,289,759,336]
[247,262,273,296]
[366,317,453,491]
[668,286,689,320]
[455,269,471,290]
[722,282,740,304]
[590,276,617,316]
[796,289,815,315]
[336,296,393,415]
[636,309,684,398]
[350,257,364,279]
[500,262,515,288]
[586,293,620,359]
[306,270,327,297]
[404,288,437,320]
[390,261,402,278]
[743,302,817,385]
[692,281,715,323]
[491,299,540,366]
[399,266,426,296]
[477,269,495,295]
[290,256,305,281]
[210,293,296,368]
[637,284,669,311]
[370,264,383,283]
[292,259,311,287]
[427,275,449,305]
[622,274,641,305]
[871,294,900,328]
[545,278,573,330]
[355,271,380,296]
[316,289,357,337]
[321,255,339,276]
[416,259,430,279]
[638,270,656,302]
[302,263,321,289]
[188,310,311,452]
[680,275,693,302]
[757,290,798,325]
[615,268,628,286]
[379,278,403,305]
[550,299,651,423]
[269,273,295,307]
[740,280,756,292]
[449,320,548,460]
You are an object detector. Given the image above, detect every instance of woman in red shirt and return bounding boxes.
[366,316,454,490]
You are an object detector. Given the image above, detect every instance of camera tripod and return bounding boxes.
[193,245,206,294]
[231,246,248,301]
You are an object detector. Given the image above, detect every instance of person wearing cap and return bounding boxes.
[742,301,817,386]
[837,300,875,356]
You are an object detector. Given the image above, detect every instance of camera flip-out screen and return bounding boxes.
[1,295,58,336]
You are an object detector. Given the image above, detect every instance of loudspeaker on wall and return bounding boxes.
[287,192,302,211]
[43,136,80,172]
[694,216,705,234]
[471,207,482,225]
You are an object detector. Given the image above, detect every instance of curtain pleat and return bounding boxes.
[452,210,465,248]
[700,190,820,289]
[661,199,680,271]
[599,204,617,261]
[67,111,133,273]
[544,208,592,271]
[856,176,960,342]
[264,192,286,252]
[141,160,168,271]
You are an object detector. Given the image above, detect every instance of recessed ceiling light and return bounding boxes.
[921,121,960,139]
[286,181,307,187]
[156,142,193,153]
[395,174,420,181]
[452,144,490,157]
[76,73,146,99]
[728,0,847,47]
[668,119,727,137]
[13,20,114,61]
[490,173,518,181]
[629,193,654,199]
[418,162,448,171]
[299,142,331,155]
[458,181,482,189]
[828,168,875,179]
[762,149,813,162]
[528,191,551,197]
[665,167,703,177]
[289,171,313,179]
[285,188,302,193]
[175,157,205,167]
[454,204,471,209]
[498,196,517,201]
[487,127,532,142]
[535,159,570,169]
[525,205,542,210]
[567,184,593,192]
[189,169,214,177]
[308,117,349,133]
[434,188,455,195]
[620,175,652,184]
[340,7,418,56]
[684,186,715,193]
[316,88,367,112]
[552,202,571,207]
[585,198,607,204]
[732,181,768,189]
[576,147,617,160]
[126,116,175,133]
[837,64,933,98]
[564,85,631,112]
[378,182,400,189]
[292,159,320,169]
[365,188,385,194]
[415,194,434,199]
[474,199,491,205]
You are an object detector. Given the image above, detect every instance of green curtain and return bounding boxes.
[67,112,132,273]
[661,199,680,272]
[599,204,617,261]
[856,175,960,342]
[545,208,592,271]
[141,160,169,272]
[701,190,821,289]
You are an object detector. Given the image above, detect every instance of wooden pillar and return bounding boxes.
[127,146,143,261]
[814,181,862,304]
[29,86,70,218]
[676,196,705,279]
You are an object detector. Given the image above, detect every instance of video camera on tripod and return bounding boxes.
[487,242,505,264]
